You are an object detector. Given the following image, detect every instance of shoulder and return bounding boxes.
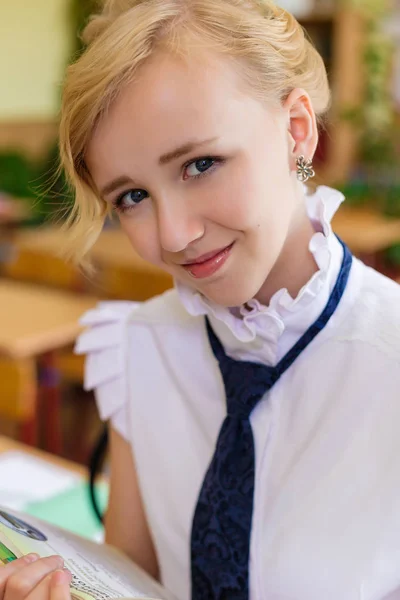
[127,288,197,326]
[74,289,207,435]
[77,287,193,331]
[74,288,202,391]
[351,261,400,326]
[334,260,400,364]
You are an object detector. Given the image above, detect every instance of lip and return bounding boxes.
[181,243,234,279]
[182,245,233,266]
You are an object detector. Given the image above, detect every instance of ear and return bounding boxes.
[283,89,319,169]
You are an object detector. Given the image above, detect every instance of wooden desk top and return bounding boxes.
[11,227,167,275]
[0,435,86,477]
[0,280,97,359]
[332,206,400,254]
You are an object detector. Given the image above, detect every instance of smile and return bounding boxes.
[181,243,234,279]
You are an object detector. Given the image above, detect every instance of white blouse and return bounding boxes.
[76,186,400,600]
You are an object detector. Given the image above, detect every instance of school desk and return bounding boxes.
[5,226,173,300]
[0,435,85,476]
[0,280,97,453]
[0,435,107,539]
[332,206,400,255]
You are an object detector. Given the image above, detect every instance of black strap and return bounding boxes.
[88,424,109,524]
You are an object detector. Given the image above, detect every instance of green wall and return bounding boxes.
[0,0,72,119]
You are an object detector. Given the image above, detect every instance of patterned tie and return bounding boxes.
[191,240,353,600]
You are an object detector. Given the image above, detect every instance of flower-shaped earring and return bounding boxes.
[296,155,315,183]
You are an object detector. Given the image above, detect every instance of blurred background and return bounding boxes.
[0,0,399,542]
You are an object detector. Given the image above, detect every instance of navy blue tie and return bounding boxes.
[191,241,353,600]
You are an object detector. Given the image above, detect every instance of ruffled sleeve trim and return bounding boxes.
[74,301,139,425]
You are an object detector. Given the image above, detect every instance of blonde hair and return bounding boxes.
[59,0,330,267]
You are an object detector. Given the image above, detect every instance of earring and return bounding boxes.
[296,155,315,183]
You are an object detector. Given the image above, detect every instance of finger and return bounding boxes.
[25,569,72,600]
[0,555,40,596]
[50,571,72,600]
[4,556,64,600]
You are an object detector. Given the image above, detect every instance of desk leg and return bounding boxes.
[19,414,38,446]
[39,352,63,455]
[0,357,38,446]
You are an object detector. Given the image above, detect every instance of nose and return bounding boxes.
[156,195,204,254]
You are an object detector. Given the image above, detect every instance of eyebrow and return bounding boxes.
[100,137,218,197]
[100,175,135,198]
[158,137,218,165]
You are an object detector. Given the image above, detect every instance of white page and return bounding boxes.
[0,451,80,510]
[0,507,177,600]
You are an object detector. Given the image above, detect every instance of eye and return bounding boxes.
[113,188,149,213]
[184,157,216,179]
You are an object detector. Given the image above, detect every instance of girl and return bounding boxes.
[3,1,400,599]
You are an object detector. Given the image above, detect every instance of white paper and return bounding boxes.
[0,507,176,600]
[0,451,80,510]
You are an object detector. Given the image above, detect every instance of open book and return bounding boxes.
[0,507,177,600]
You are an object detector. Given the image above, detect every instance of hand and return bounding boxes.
[0,554,72,600]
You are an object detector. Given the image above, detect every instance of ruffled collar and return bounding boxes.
[176,186,345,366]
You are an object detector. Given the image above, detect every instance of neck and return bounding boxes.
[255,201,318,307]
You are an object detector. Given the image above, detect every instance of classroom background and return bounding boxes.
[0,0,399,541]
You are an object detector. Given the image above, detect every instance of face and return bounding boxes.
[86,50,309,307]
